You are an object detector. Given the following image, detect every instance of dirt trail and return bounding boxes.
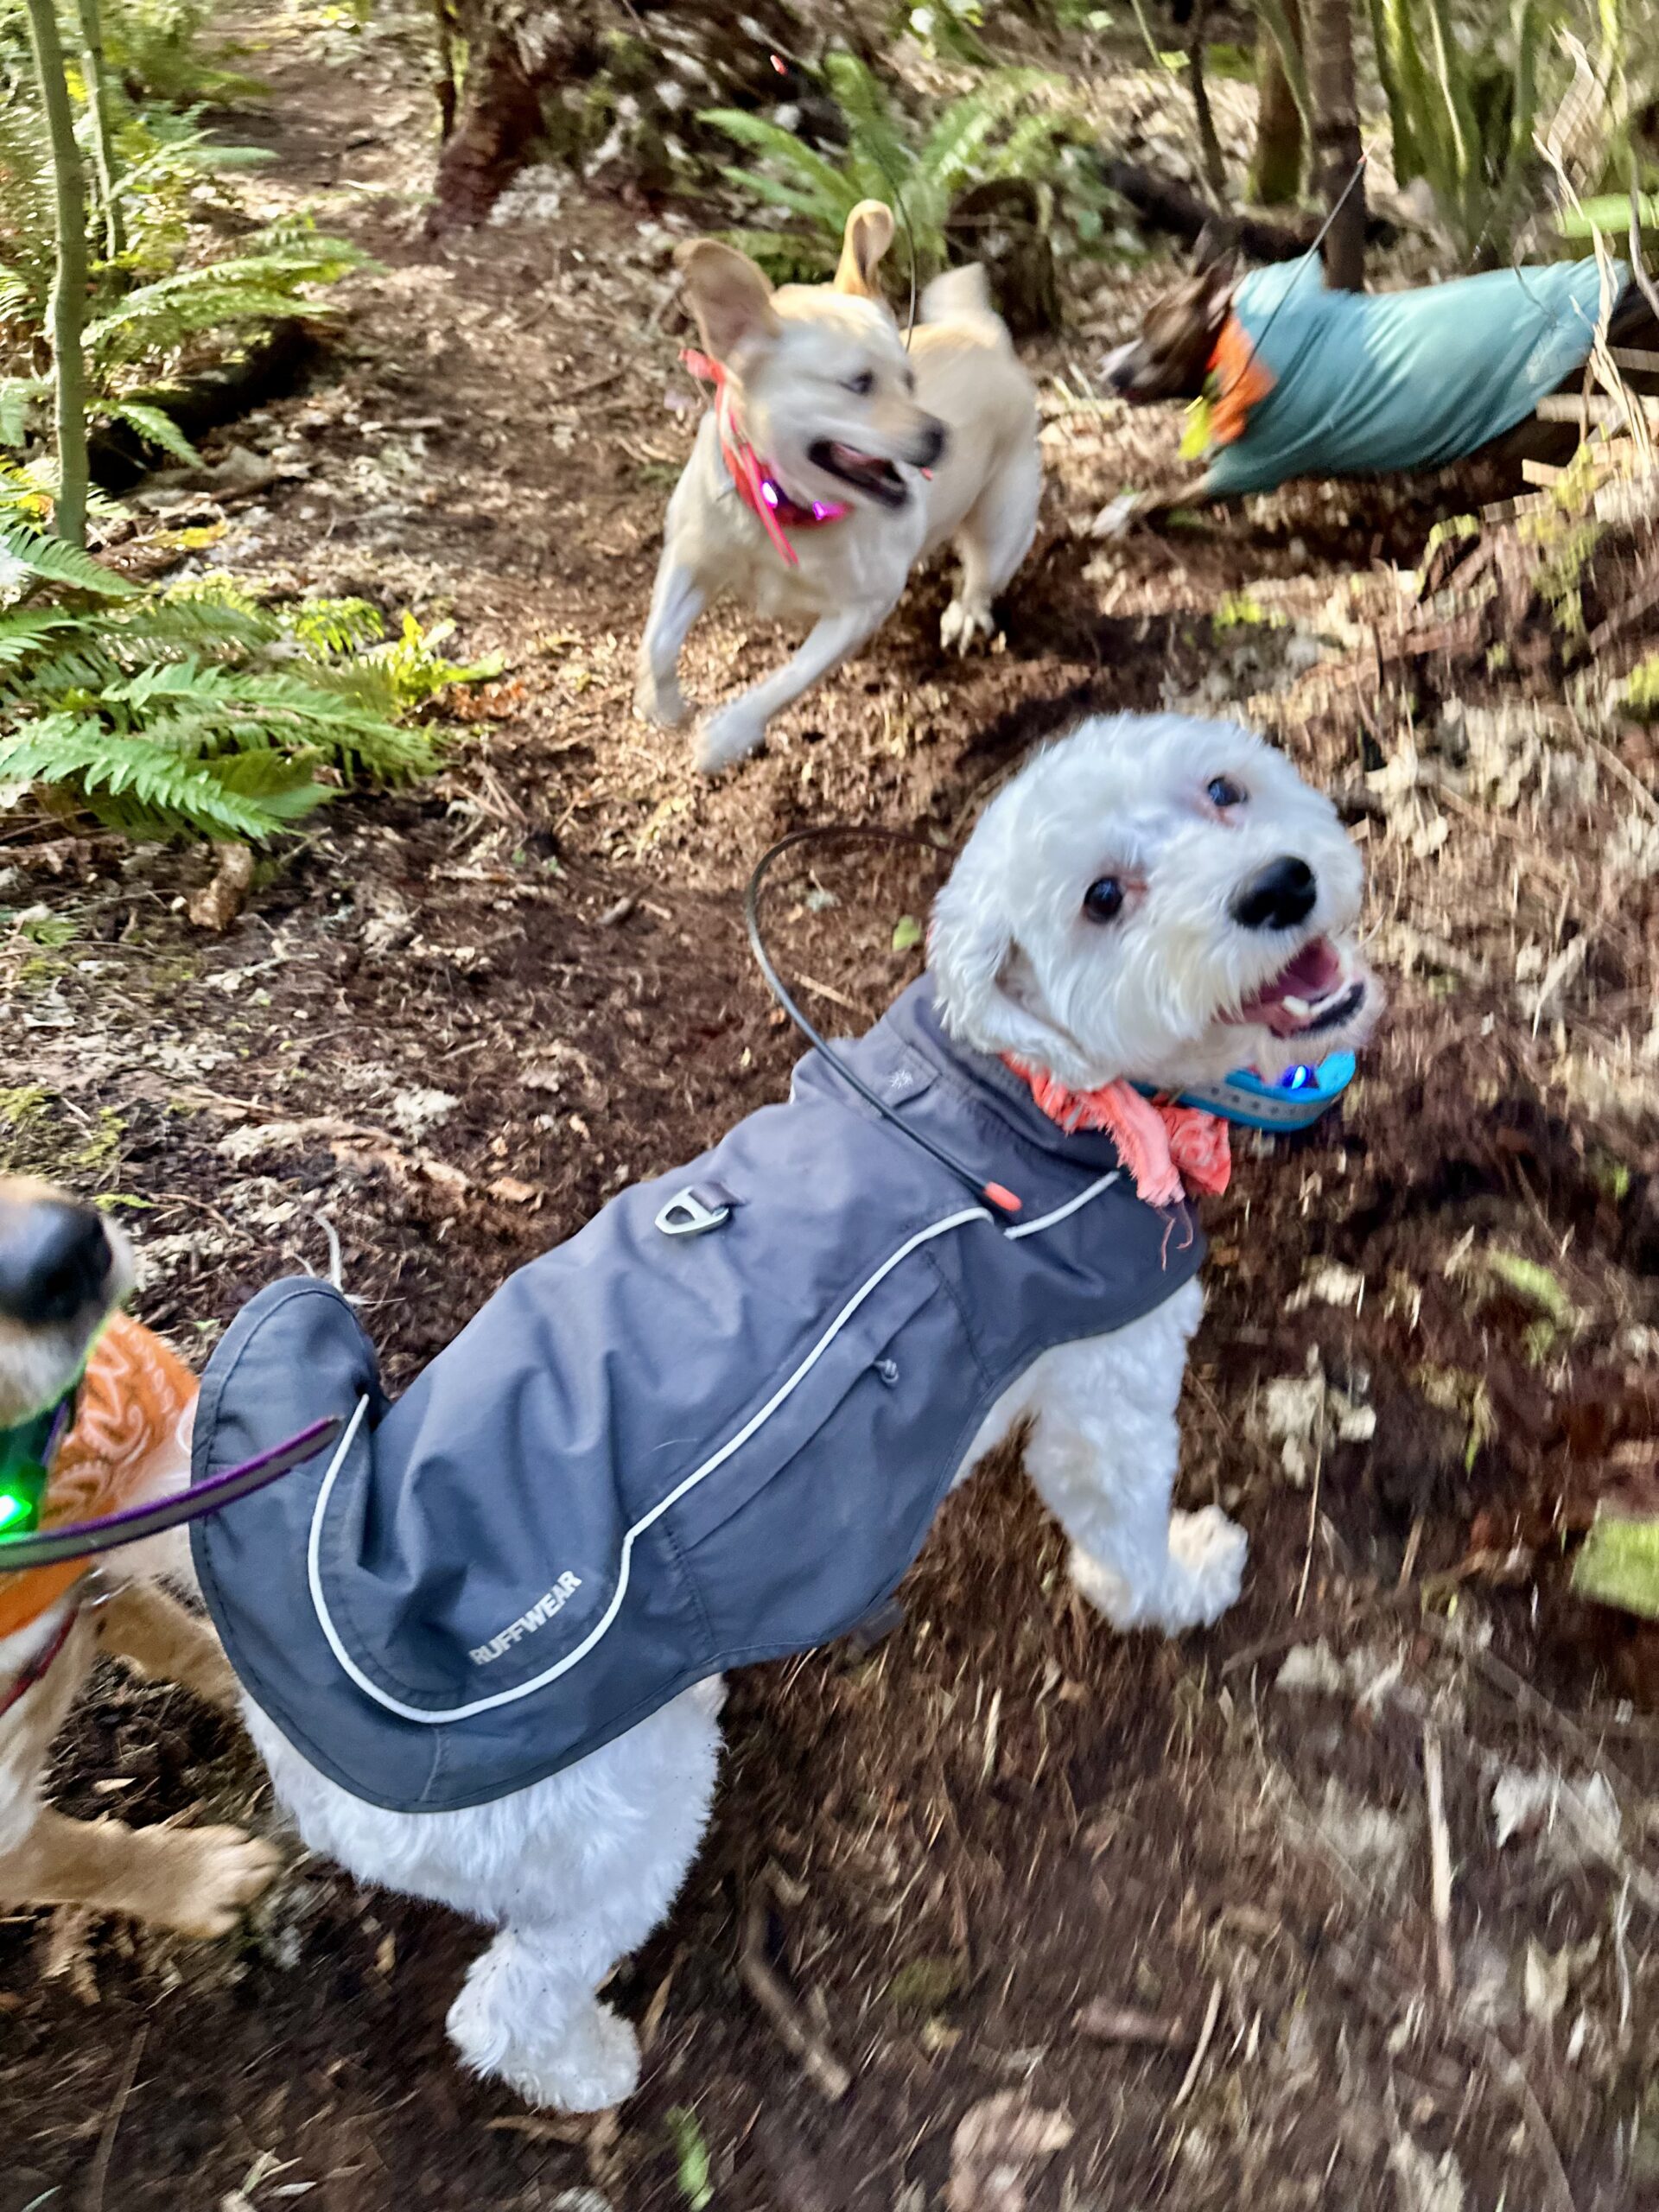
[4,10,1659,2210]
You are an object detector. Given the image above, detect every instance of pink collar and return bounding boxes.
[1003,1059,1231,1208]
[681,349,848,567]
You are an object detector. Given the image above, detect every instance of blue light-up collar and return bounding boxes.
[1137,1052,1357,1132]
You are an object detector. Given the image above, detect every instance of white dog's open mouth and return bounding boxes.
[1226,937,1366,1039]
[808,440,908,507]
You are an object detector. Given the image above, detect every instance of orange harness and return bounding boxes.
[0,1313,196,1643]
[1205,313,1277,449]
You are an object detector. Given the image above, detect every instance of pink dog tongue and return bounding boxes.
[1237,938,1343,1035]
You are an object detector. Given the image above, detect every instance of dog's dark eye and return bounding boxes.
[1207,776,1246,808]
[844,370,875,396]
[1082,877,1125,923]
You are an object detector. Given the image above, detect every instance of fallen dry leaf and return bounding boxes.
[946,2092,1074,2212]
[487,1175,540,1205]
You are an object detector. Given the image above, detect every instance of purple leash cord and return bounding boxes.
[0,1415,343,1573]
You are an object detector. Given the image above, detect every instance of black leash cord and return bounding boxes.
[743,825,1022,1217]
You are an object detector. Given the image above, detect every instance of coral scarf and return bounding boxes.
[0,1312,196,1641]
[1004,1060,1230,1209]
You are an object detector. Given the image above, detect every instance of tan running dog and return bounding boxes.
[635,200,1041,772]
[0,1178,276,1936]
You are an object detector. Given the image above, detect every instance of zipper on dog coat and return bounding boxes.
[190,980,1205,1815]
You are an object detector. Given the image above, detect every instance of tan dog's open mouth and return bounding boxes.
[1225,938,1366,1039]
[808,440,908,507]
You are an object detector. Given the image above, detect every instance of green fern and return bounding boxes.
[0,484,477,842]
[701,59,1088,289]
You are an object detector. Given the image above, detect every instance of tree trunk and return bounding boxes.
[425,0,817,235]
[428,22,550,233]
[1252,0,1305,203]
[1308,0,1365,289]
[24,0,90,547]
[1185,0,1229,203]
[73,0,124,261]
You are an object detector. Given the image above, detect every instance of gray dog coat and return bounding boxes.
[191,979,1205,1814]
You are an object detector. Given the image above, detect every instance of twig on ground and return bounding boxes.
[792,971,868,1019]
[738,1895,852,2102]
[1170,1978,1220,2108]
[1484,2036,1577,2212]
[1414,1612,1643,1804]
[1296,1429,1325,1615]
[84,2024,147,2212]
[1422,1724,1455,2001]
[1074,2000,1189,2048]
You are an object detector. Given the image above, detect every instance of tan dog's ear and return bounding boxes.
[676,239,781,363]
[834,199,895,298]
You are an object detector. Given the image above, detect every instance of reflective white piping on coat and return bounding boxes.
[307,1173,1121,1725]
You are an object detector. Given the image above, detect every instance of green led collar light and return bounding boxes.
[0,1467,47,1535]
[0,1389,77,1547]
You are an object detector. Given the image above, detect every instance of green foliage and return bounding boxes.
[99,0,265,106]
[1560,190,1659,236]
[1573,1513,1659,1618]
[0,471,480,842]
[702,54,1105,287]
[1371,0,1562,259]
[666,2108,713,2212]
[899,0,992,64]
[1,9,364,463]
[1622,650,1659,720]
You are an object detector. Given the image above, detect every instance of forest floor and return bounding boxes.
[5,8,1659,2210]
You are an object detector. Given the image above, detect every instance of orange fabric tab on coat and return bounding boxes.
[0,1312,197,1640]
[1207,315,1276,449]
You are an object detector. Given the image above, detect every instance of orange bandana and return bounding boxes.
[1004,1061,1231,1210]
[1207,313,1276,448]
[0,1312,197,1641]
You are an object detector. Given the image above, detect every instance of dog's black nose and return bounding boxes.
[1232,856,1318,931]
[914,421,947,468]
[0,1200,111,1326]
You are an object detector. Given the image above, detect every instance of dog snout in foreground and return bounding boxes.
[0,1195,113,1328]
[1231,856,1318,933]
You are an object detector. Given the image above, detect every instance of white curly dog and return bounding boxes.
[243,711,1378,2112]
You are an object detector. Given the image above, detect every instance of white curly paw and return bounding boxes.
[1162,1507,1248,1629]
[1069,1509,1247,1637]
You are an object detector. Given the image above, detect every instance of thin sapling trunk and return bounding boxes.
[73,0,126,262]
[23,0,92,547]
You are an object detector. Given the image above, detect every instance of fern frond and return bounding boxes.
[285,594,386,656]
[0,521,137,601]
[697,110,861,225]
[0,607,84,670]
[100,398,200,463]
[0,378,48,449]
[0,714,301,841]
[715,166,844,226]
